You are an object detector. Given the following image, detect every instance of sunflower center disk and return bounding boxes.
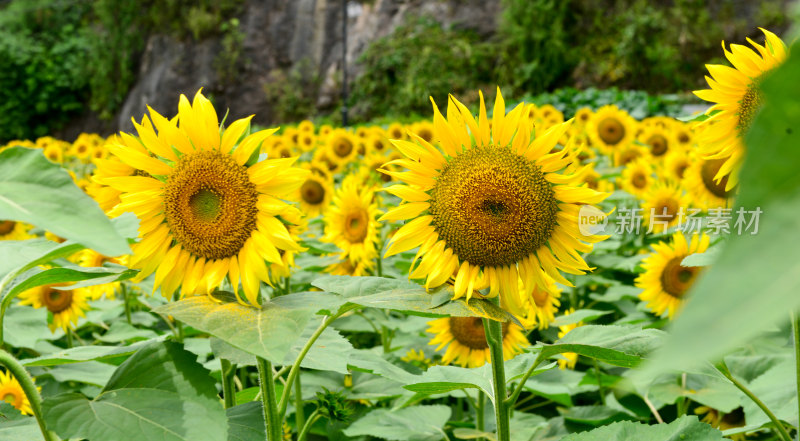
[632,172,648,189]
[701,158,735,198]
[333,138,353,157]
[2,393,18,405]
[598,117,625,145]
[648,134,668,156]
[654,197,680,221]
[43,287,74,313]
[343,209,369,243]
[738,82,763,134]
[449,317,509,350]
[430,146,558,268]
[660,257,699,298]
[164,150,258,260]
[0,221,15,235]
[301,180,325,204]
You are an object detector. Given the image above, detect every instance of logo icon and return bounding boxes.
[578,205,609,236]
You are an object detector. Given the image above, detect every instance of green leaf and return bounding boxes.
[95,321,158,343]
[282,324,353,373]
[740,357,798,427]
[226,402,265,441]
[42,341,227,441]
[0,146,130,256]
[343,405,451,441]
[637,43,800,380]
[155,291,339,364]
[558,415,725,441]
[313,276,519,323]
[42,361,117,386]
[3,305,64,350]
[5,265,136,300]
[538,325,666,368]
[0,239,84,287]
[561,405,636,426]
[22,337,167,366]
[0,403,41,441]
[550,309,613,327]
[680,246,720,267]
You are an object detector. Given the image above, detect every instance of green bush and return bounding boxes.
[350,17,494,122]
[0,1,92,142]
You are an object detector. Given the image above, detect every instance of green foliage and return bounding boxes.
[524,87,687,119]
[559,415,726,441]
[638,41,800,380]
[0,0,92,141]
[264,59,323,123]
[215,18,246,83]
[350,16,493,122]
[343,405,451,441]
[316,388,354,422]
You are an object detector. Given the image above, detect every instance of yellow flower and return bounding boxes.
[380,89,608,317]
[637,125,675,160]
[0,370,34,415]
[586,105,636,155]
[324,257,374,276]
[427,316,528,368]
[620,158,654,198]
[76,249,129,300]
[641,180,692,233]
[0,221,33,241]
[326,129,358,166]
[322,174,381,265]
[635,231,710,319]
[694,28,788,190]
[518,274,561,330]
[101,90,308,306]
[43,143,64,163]
[18,283,91,332]
[573,107,594,126]
[695,406,747,441]
[683,155,737,210]
[662,148,692,182]
[297,173,333,218]
[268,206,306,283]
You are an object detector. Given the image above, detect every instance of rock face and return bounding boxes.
[117,0,501,132]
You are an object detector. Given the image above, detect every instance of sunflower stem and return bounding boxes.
[593,358,606,405]
[121,284,132,325]
[476,390,485,435]
[221,358,237,409]
[0,349,59,441]
[257,357,281,441]
[716,361,792,441]
[294,372,305,438]
[65,329,73,348]
[483,307,510,441]
[505,352,544,406]
[297,408,320,441]
[376,255,383,277]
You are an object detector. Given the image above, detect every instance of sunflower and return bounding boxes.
[427,316,528,368]
[322,174,382,265]
[518,274,562,330]
[695,406,747,441]
[576,163,615,195]
[641,181,691,234]
[638,125,675,160]
[298,119,315,133]
[381,90,608,316]
[672,121,695,150]
[268,206,307,283]
[663,148,692,182]
[325,256,374,276]
[556,309,583,369]
[620,158,654,198]
[76,249,129,300]
[101,90,308,306]
[0,220,33,241]
[411,121,435,144]
[636,231,710,319]
[0,370,33,415]
[326,129,358,166]
[387,123,406,141]
[298,132,316,152]
[613,143,646,167]
[18,283,90,332]
[573,107,594,126]
[694,28,788,190]
[297,173,333,218]
[587,105,636,154]
[43,143,64,163]
[683,156,737,210]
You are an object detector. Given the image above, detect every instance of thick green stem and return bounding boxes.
[257,357,281,441]
[476,390,485,434]
[717,362,792,441]
[297,408,320,441]
[793,311,800,430]
[122,284,132,325]
[376,255,383,277]
[483,310,510,441]
[221,358,237,409]
[294,373,305,437]
[0,350,58,441]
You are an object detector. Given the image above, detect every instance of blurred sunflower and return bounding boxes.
[381,90,608,316]
[0,220,33,241]
[0,370,33,415]
[636,231,710,319]
[672,121,695,150]
[43,143,64,163]
[326,129,358,166]
[694,28,787,190]
[573,107,593,126]
[695,406,746,441]
[101,90,307,306]
[18,283,90,332]
[684,157,736,209]
[76,249,129,300]
[587,105,636,154]
[638,125,674,160]
[411,121,435,144]
[427,316,527,368]
[297,173,333,218]
[322,174,381,265]
[620,158,654,198]
[298,119,315,133]
[663,148,692,182]
[556,308,583,369]
[641,181,691,234]
[268,206,306,283]
[518,274,562,330]
[613,142,646,167]
[387,123,405,141]
[325,256,374,277]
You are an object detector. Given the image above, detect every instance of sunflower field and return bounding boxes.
[1,16,800,441]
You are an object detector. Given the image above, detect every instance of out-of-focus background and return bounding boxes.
[0,0,793,143]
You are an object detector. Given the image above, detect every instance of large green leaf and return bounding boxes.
[0,146,130,256]
[558,415,725,441]
[343,405,451,441]
[155,291,342,364]
[538,325,666,368]
[0,403,42,441]
[4,265,136,300]
[22,337,167,366]
[42,341,227,441]
[637,43,800,378]
[740,357,798,428]
[313,276,518,323]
